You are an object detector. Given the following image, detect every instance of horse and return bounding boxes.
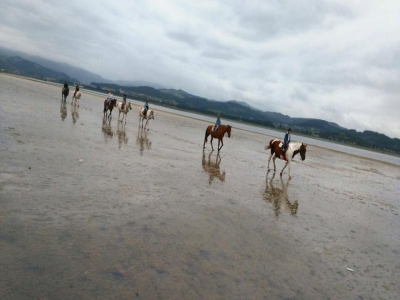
[202,152,226,185]
[263,171,298,217]
[103,98,117,119]
[138,107,155,130]
[62,87,69,102]
[71,91,81,106]
[203,124,232,152]
[117,102,132,124]
[265,139,307,178]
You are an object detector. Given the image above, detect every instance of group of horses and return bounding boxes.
[103,98,155,129]
[202,124,307,178]
[61,85,306,177]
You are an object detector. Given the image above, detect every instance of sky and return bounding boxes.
[1,0,400,138]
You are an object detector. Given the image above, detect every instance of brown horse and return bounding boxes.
[203,125,232,152]
[265,139,307,178]
[104,98,117,118]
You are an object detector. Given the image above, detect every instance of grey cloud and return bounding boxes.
[166,31,199,47]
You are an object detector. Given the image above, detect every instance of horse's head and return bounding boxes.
[128,102,132,110]
[150,110,155,119]
[226,125,232,138]
[299,143,307,161]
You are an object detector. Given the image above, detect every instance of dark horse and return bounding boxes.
[203,125,232,152]
[103,98,117,118]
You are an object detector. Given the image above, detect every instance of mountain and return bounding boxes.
[0,56,78,82]
[0,46,164,88]
[228,100,262,112]
[0,46,103,84]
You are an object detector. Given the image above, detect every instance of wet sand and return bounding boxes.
[1,74,399,299]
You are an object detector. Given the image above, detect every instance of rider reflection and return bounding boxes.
[136,129,151,155]
[102,117,114,142]
[60,100,67,121]
[117,123,128,148]
[202,152,226,185]
[263,171,298,217]
[71,105,79,124]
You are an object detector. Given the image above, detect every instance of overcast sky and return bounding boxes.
[1,0,400,138]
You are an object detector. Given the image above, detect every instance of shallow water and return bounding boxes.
[1,74,399,299]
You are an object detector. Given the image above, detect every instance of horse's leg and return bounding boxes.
[203,128,209,150]
[218,139,223,152]
[210,136,214,151]
[280,159,289,177]
[267,154,273,171]
[272,156,277,172]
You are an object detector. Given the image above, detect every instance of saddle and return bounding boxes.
[143,110,147,116]
[121,104,125,110]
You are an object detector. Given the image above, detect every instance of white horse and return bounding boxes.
[117,102,132,124]
[265,139,307,178]
[71,91,81,106]
[138,107,155,129]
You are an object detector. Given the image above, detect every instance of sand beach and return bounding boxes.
[0,74,399,299]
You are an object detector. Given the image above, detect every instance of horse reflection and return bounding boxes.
[117,123,128,148]
[71,105,79,124]
[60,100,67,121]
[202,152,226,185]
[102,117,114,142]
[263,171,298,217]
[136,129,151,154]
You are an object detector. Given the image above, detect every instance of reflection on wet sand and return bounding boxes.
[117,123,128,148]
[71,105,79,124]
[202,152,226,185]
[136,129,151,155]
[60,100,67,121]
[263,171,298,217]
[102,117,114,142]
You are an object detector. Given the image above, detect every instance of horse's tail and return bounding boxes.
[204,127,208,144]
[265,140,272,150]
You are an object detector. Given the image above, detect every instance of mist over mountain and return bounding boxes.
[0,56,78,82]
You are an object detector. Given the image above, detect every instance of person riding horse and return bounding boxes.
[73,85,80,98]
[62,83,69,100]
[143,100,149,116]
[121,94,127,110]
[213,113,221,132]
[282,128,292,152]
[107,90,114,106]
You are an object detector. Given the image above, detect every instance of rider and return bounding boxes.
[143,100,149,116]
[107,89,113,106]
[282,128,292,152]
[121,94,127,109]
[213,113,221,132]
[73,85,80,98]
